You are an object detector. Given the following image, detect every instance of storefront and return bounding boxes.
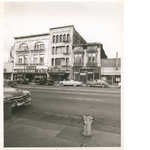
[13,67,47,82]
[47,67,70,83]
[73,67,101,83]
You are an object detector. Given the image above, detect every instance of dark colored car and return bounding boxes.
[35,76,54,85]
[3,80,32,107]
[15,78,29,84]
[4,79,17,88]
[86,79,109,88]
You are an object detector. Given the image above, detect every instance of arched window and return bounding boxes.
[60,35,62,42]
[20,43,28,51]
[52,47,55,54]
[35,42,44,50]
[56,35,59,43]
[63,34,66,41]
[18,56,23,63]
[53,36,55,43]
[67,34,70,42]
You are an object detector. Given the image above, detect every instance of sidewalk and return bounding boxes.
[4,116,121,147]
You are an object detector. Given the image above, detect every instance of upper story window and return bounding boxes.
[20,43,28,51]
[40,54,44,63]
[56,35,59,43]
[52,47,55,54]
[67,34,70,41]
[33,55,38,63]
[60,35,62,42]
[63,34,66,41]
[74,54,82,63]
[24,55,28,63]
[18,56,23,63]
[66,46,69,53]
[88,53,96,62]
[35,42,44,50]
[53,36,55,43]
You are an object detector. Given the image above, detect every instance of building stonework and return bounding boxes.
[12,25,121,84]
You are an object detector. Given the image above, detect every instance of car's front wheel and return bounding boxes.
[73,84,77,87]
[102,84,105,88]
[60,83,64,86]
[87,84,90,87]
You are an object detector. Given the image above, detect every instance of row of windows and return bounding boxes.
[74,53,97,63]
[53,34,70,43]
[19,42,44,51]
[52,46,69,54]
[18,54,44,64]
[51,58,69,66]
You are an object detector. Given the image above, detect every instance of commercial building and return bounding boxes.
[47,25,87,83]
[101,52,121,84]
[72,43,107,83]
[13,33,49,81]
[12,25,121,84]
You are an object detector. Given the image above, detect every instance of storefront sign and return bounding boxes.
[87,72,93,74]
[80,73,86,75]
[26,66,36,69]
[47,68,70,74]
[14,69,46,73]
[74,72,79,74]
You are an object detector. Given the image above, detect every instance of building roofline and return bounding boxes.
[50,25,75,30]
[13,33,50,39]
[73,42,101,47]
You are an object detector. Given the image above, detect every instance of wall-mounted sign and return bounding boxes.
[47,68,70,74]
[26,66,36,69]
[14,69,46,73]
[80,73,86,75]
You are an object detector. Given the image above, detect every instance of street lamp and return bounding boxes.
[23,55,25,79]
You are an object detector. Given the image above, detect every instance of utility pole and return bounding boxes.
[24,55,25,78]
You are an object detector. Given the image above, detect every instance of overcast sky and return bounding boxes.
[3,0,123,60]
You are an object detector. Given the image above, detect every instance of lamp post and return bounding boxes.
[23,55,25,79]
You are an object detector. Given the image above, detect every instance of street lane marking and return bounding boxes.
[20,86,120,94]
[57,91,98,95]
[64,97,104,102]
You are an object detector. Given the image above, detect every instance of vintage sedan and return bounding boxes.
[87,79,109,88]
[60,80,83,87]
[3,81,32,107]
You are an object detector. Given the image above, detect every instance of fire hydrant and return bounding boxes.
[82,113,94,137]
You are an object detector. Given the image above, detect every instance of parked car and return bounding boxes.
[15,78,29,84]
[3,80,32,107]
[118,82,121,88]
[87,79,109,88]
[60,80,83,87]
[4,79,17,88]
[35,76,54,85]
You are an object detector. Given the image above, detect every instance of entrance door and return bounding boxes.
[80,75,86,84]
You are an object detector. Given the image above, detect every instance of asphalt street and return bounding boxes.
[11,84,121,134]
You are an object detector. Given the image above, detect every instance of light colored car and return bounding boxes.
[3,81,32,107]
[87,79,109,88]
[118,82,121,88]
[60,80,83,87]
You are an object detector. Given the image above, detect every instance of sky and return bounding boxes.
[3,0,123,61]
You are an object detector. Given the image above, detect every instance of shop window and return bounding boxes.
[20,43,28,51]
[94,73,99,79]
[88,74,93,81]
[35,42,44,50]
[33,55,38,63]
[40,54,44,63]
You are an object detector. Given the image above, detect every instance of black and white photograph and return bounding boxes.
[2,0,123,149]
